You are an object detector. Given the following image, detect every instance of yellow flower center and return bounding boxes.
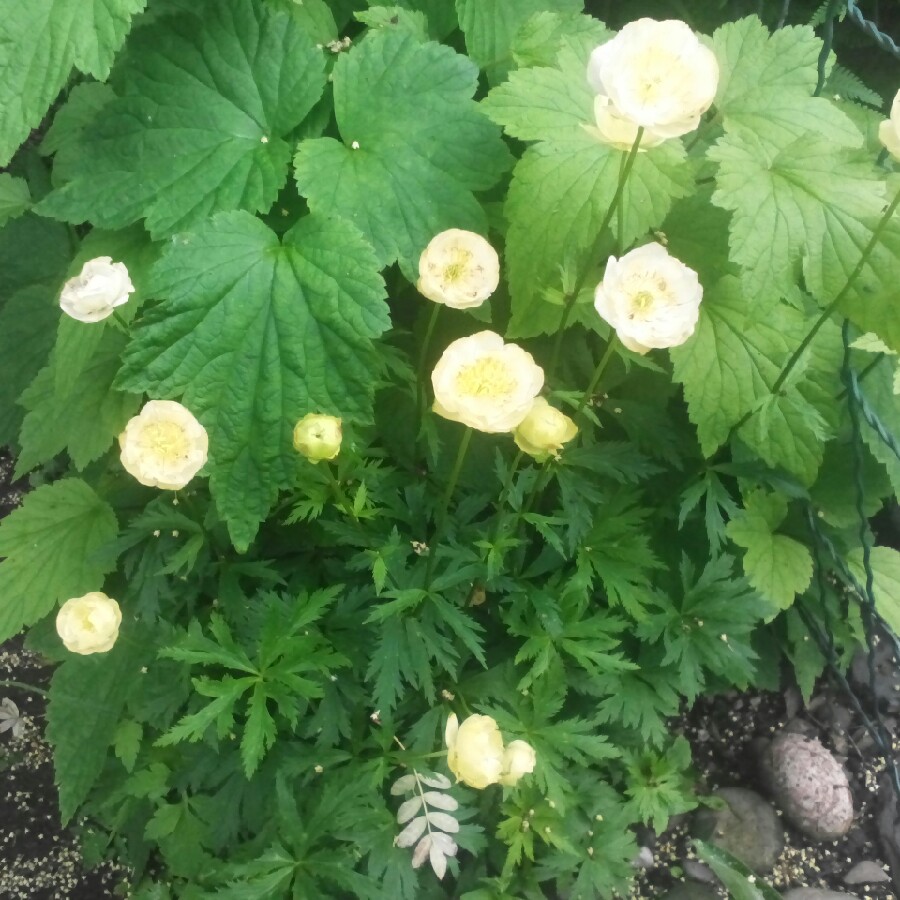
[455,356,517,398]
[443,248,473,284]
[142,421,189,461]
[632,290,655,312]
[76,608,98,633]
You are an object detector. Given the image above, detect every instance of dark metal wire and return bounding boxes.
[796,322,900,799]
[847,0,900,58]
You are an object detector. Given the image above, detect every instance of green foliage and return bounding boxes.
[116,211,389,549]
[694,839,782,900]
[294,29,510,272]
[727,490,813,611]
[0,2,897,898]
[39,0,327,238]
[48,627,151,822]
[0,0,145,166]
[0,480,118,643]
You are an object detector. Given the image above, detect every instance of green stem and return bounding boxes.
[731,185,900,436]
[488,450,524,547]
[322,464,358,522]
[0,680,49,698]
[416,303,442,426]
[575,335,619,416]
[547,128,645,381]
[425,427,473,586]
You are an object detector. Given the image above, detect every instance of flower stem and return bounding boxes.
[426,427,473,586]
[416,304,442,426]
[547,127,644,381]
[488,449,524,547]
[575,335,620,415]
[0,680,49,698]
[730,184,900,436]
[322,464,358,521]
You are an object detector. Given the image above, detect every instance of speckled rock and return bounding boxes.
[782,890,857,899]
[692,787,785,873]
[761,732,854,841]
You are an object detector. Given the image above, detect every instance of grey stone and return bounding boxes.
[693,787,785,874]
[782,891,856,899]
[843,859,891,884]
[683,858,717,883]
[760,732,854,841]
[662,884,720,900]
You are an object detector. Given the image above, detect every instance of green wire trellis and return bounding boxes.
[795,322,900,800]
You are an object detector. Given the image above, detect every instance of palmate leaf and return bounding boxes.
[484,42,693,337]
[294,29,511,273]
[455,0,583,82]
[711,16,861,149]
[116,211,388,550]
[710,130,886,314]
[38,0,326,238]
[47,627,151,823]
[726,490,813,612]
[0,0,145,166]
[16,323,140,476]
[0,480,118,643]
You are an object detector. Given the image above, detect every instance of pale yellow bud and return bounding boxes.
[513,398,578,461]
[56,592,122,655]
[499,740,537,787]
[293,413,342,463]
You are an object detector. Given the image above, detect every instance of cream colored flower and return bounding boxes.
[431,331,544,433]
[593,243,703,354]
[584,96,667,152]
[513,397,578,461]
[56,592,122,655]
[445,713,505,789]
[59,256,134,323]
[879,89,900,160]
[417,229,500,309]
[293,413,342,463]
[586,19,718,144]
[499,740,537,787]
[119,400,209,490]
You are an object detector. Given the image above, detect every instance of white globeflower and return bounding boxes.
[119,400,209,490]
[586,19,719,142]
[431,331,544,434]
[293,413,342,463]
[594,243,703,354]
[879,89,900,160]
[417,229,500,309]
[499,740,537,787]
[59,256,135,323]
[56,592,122,655]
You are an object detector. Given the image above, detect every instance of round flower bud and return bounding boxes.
[499,740,537,787]
[417,229,500,309]
[119,400,209,490]
[293,413,342,463]
[594,243,703,354]
[56,592,122,655]
[59,256,135,323]
[432,331,544,434]
[513,398,578,461]
[586,19,719,144]
[445,713,505,789]
[879,89,900,160]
